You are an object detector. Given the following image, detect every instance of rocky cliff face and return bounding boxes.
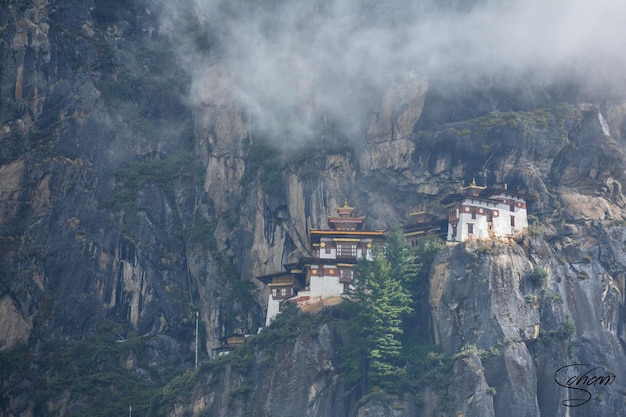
[2,1,626,416]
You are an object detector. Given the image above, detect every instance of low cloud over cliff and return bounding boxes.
[153,0,626,143]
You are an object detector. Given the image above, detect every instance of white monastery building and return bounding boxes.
[256,203,385,325]
[443,181,529,242]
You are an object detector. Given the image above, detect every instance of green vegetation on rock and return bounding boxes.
[18,322,184,417]
[340,228,446,397]
[527,265,548,288]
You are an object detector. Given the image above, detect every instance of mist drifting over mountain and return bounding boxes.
[151,0,626,146]
[4,0,626,415]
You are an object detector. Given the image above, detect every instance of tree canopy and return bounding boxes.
[341,227,442,396]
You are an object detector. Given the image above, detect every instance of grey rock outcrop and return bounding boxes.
[2,1,626,416]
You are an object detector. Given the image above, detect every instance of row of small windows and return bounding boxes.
[323,244,358,257]
[470,210,494,221]
[462,202,521,218]
[337,244,357,257]
[466,216,515,235]
[271,288,294,298]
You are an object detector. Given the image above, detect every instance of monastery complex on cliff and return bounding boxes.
[256,182,530,325]
[257,203,385,326]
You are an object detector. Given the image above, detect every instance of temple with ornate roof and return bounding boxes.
[255,203,385,325]
[257,184,530,325]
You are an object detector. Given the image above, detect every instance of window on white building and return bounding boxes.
[468,223,474,235]
[337,243,357,258]
[340,269,353,281]
[510,216,515,227]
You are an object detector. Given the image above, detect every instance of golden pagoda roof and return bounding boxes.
[335,201,357,218]
[339,201,355,210]
[461,178,487,191]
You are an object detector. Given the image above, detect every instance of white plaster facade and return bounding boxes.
[259,274,298,326]
[309,269,346,299]
[447,188,528,242]
[301,237,374,303]
[265,296,281,326]
[265,286,295,326]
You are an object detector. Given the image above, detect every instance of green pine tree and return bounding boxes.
[344,228,414,395]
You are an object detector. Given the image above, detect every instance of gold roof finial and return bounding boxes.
[462,177,487,192]
[337,201,356,217]
[340,200,355,209]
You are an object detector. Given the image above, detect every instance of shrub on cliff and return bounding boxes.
[527,265,548,288]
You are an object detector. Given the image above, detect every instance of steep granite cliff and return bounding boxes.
[1,1,626,416]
